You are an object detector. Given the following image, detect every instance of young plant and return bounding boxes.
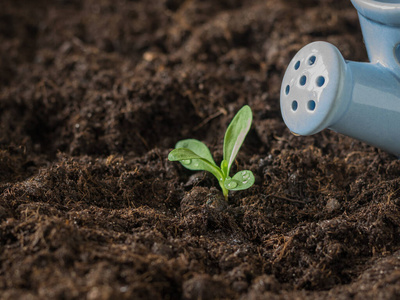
[168,105,255,200]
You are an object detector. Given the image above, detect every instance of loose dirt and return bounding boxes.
[1,0,400,299]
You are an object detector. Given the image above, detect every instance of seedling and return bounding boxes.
[168,105,255,200]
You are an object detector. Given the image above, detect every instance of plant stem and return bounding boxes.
[218,177,229,201]
[222,185,229,201]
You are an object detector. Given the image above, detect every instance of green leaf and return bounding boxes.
[224,170,255,191]
[220,159,228,178]
[175,139,216,166]
[168,148,223,181]
[223,105,252,175]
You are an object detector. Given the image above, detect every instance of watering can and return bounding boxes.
[280,0,400,156]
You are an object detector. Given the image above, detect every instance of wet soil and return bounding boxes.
[1,0,400,299]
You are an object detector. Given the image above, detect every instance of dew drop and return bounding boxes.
[243,180,249,184]
[182,159,191,165]
[227,181,238,188]
[241,171,249,179]
[194,163,199,167]
[182,143,188,148]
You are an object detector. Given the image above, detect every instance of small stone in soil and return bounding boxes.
[326,198,341,212]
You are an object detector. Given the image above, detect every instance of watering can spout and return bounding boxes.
[280,0,400,156]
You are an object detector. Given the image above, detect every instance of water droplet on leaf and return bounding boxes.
[227,181,238,188]
[241,171,249,179]
[182,159,191,165]
[243,180,248,184]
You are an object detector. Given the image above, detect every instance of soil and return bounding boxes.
[1,0,400,299]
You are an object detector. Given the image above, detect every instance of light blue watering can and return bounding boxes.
[280,0,400,156]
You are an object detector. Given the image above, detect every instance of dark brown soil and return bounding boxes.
[1,0,400,299]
